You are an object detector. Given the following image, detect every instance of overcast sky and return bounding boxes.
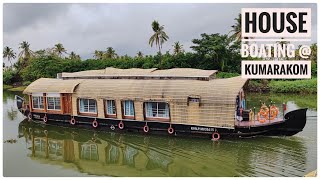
[3,3,317,65]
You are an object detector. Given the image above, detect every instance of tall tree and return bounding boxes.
[18,41,34,60]
[105,47,117,59]
[149,20,169,54]
[94,50,104,60]
[69,51,81,60]
[137,51,144,58]
[172,42,184,55]
[53,43,67,57]
[229,14,242,41]
[3,46,16,67]
[191,33,241,72]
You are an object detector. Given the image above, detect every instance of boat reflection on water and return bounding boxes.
[18,119,308,177]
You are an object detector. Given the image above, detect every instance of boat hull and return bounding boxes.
[18,107,307,140]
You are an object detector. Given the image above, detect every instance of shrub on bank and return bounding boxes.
[3,69,16,85]
[216,72,240,78]
[269,78,317,94]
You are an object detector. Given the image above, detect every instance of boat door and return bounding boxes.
[62,93,72,114]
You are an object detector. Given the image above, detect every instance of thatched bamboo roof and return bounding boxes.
[61,68,218,80]
[23,78,82,94]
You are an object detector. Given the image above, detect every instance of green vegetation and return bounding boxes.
[7,86,27,92]
[246,92,317,110]
[3,17,317,94]
[269,78,317,94]
[3,84,13,90]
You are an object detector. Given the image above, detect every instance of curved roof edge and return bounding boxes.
[23,78,82,94]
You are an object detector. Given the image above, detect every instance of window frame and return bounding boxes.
[78,98,98,116]
[122,100,135,119]
[145,102,170,121]
[105,99,117,118]
[32,96,44,110]
[47,96,61,111]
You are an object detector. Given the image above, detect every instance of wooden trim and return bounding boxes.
[32,109,46,113]
[43,93,47,112]
[145,117,170,122]
[29,95,33,112]
[47,110,63,114]
[104,99,117,118]
[78,112,98,117]
[60,94,64,114]
[123,115,135,120]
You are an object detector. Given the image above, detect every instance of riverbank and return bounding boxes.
[246,78,317,94]
[3,84,27,92]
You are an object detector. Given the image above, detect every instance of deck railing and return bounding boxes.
[237,101,287,126]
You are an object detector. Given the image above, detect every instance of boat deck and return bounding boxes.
[235,117,285,127]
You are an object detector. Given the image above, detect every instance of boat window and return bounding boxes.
[79,98,97,113]
[47,97,61,110]
[106,100,116,115]
[188,97,200,103]
[32,96,44,109]
[145,102,169,118]
[123,100,134,116]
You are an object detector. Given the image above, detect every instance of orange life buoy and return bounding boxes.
[212,132,220,141]
[168,127,174,134]
[269,106,279,120]
[118,121,124,129]
[257,113,266,123]
[143,125,149,133]
[92,120,98,128]
[43,115,48,123]
[70,117,76,125]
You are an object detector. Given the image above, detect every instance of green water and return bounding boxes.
[3,91,317,177]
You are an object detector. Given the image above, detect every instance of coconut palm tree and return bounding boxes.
[18,41,34,59]
[3,46,16,67]
[69,51,80,60]
[105,47,117,59]
[229,13,242,41]
[149,20,169,54]
[93,50,104,60]
[137,51,143,58]
[52,43,67,57]
[172,42,183,55]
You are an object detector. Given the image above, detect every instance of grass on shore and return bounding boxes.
[269,78,317,94]
[5,86,27,92]
[3,84,13,90]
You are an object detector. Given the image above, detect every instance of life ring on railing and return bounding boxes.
[28,113,32,120]
[143,125,149,133]
[92,120,98,128]
[70,117,76,125]
[118,121,124,130]
[168,126,174,134]
[43,115,48,123]
[269,105,279,120]
[212,132,220,141]
[257,113,266,123]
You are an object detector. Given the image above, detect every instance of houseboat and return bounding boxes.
[16,68,307,140]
